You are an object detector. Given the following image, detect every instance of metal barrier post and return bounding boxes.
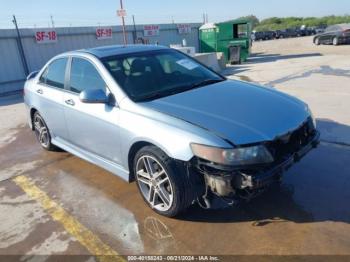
[12,15,29,76]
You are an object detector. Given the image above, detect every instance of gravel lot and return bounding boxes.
[0,36,349,259]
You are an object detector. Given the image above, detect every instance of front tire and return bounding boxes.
[315,38,320,45]
[134,146,193,217]
[333,37,339,46]
[33,112,59,151]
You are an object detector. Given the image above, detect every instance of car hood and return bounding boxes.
[141,80,309,145]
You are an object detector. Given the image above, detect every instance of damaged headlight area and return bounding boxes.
[190,143,274,166]
[190,121,320,209]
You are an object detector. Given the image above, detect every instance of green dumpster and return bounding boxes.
[199,19,252,64]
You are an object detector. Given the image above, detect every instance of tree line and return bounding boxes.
[238,15,350,32]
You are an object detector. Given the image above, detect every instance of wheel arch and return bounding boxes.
[127,140,177,182]
[128,141,152,182]
[29,107,38,130]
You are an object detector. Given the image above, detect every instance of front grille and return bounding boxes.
[266,117,316,163]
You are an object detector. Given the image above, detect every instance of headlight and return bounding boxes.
[309,109,317,129]
[306,105,316,129]
[190,143,274,166]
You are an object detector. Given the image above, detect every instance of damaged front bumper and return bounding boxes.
[246,130,320,189]
[195,131,320,208]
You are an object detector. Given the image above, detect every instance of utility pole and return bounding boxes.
[120,0,127,45]
[132,15,137,44]
[50,15,55,28]
[12,15,29,75]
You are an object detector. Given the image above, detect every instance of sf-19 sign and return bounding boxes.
[35,30,57,44]
[143,25,160,37]
[96,28,113,40]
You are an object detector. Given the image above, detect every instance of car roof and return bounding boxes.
[327,24,350,30]
[76,44,169,58]
[338,23,350,30]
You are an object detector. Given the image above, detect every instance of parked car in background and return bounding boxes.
[315,25,327,34]
[275,30,288,39]
[286,28,299,38]
[295,28,317,37]
[275,28,316,39]
[24,45,320,217]
[313,24,350,45]
[253,31,276,41]
[308,28,317,35]
[295,28,306,37]
[252,31,264,41]
[254,27,316,41]
[264,31,276,40]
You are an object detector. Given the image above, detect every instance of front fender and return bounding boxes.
[118,106,231,172]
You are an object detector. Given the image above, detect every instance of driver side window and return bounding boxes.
[69,58,106,93]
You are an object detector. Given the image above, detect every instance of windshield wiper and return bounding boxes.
[135,89,178,102]
[189,78,224,89]
[135,78,225,102]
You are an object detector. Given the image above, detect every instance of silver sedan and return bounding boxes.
[24,45,319,217]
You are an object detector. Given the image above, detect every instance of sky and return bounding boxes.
[0,0,349,29]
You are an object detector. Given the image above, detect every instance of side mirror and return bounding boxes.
[79,89,109,104]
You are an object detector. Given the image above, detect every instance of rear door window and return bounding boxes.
[40,58,68,89]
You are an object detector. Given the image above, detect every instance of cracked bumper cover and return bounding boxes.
[248,131,320,189]
[200,131,320,199]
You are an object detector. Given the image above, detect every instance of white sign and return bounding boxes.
[117,9,127,17]
[176,59,198,70]
[96,27,113,40]
[35,30,57,44]
[177,24,191,34]
[143,25,160,37]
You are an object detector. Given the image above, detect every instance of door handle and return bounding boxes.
[36,89,43,94]
[65,99,75,106]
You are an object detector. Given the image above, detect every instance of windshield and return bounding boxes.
[102,49,224,102]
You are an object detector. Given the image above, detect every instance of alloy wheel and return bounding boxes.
[136,155,174,212]
[33,115,49,148]
[333,37,338,46]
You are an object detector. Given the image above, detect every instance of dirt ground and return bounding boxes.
[0,36,349,260]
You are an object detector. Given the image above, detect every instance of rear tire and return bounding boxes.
[33,112,59,151]
[134,145,193,217]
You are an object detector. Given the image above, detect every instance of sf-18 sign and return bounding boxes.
[143,25,160,37]
[177,24,191,34]
[35,30,57,44]
[96,28,113,40]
